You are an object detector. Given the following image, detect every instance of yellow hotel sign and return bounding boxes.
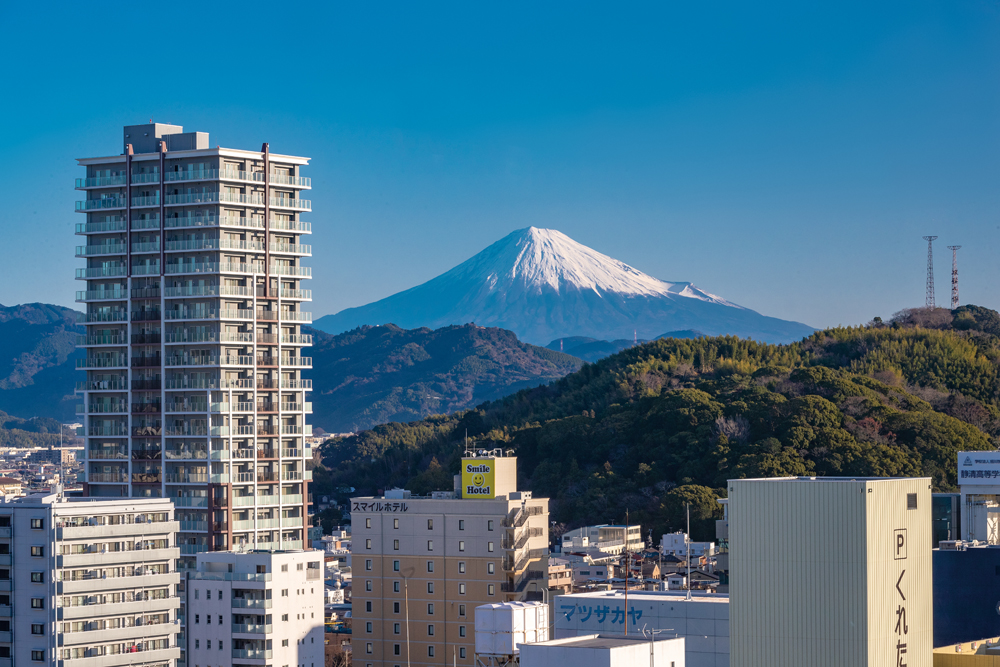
[461,458,495,499]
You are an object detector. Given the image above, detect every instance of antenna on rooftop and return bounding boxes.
[923,236,938,308]
[948,245,962,310]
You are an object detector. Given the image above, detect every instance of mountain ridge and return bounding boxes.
[313,227,815,345]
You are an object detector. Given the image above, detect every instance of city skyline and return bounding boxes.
[2,1,999,331]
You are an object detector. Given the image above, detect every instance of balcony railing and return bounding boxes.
[76,289,127,302]
[164,331,253,343]
[77,379,128,391]
[77,334,127,346]
[76,266,127,279]
[278,289,312,299]
[76,197,125,211]
[270,243,311,254]
[77,356,127,369]
[163,285,252,298]
[232,624,273,634]
[88,425,128,436]
[164,239,266,252]
[76,219,127,234]
[270,197,311,210]
[281,334,313,344]
[76,244,126,256]
[76,175,127,188]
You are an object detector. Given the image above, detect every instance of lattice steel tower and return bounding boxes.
[923,236,938,308]
[948,245,961,309]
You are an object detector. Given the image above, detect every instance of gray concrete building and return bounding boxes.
[74,123,317,564]
[0,492,181,667]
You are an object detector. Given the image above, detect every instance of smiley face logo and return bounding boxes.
[473,473,485,487]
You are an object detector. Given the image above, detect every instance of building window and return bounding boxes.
[365,580,372,592]
[31,651,44,662]
[460,648,467,659]
[394,518,399,529]
[393,560,400,572]
[427,519,433,530]
[195,590,200,600]
[458,561,466,574]
[487,542,494,552]
[488,584,495,596]
[30,572,43,583]
[427,582,434,594]
[428,646,435,658]
[458,541,465,552]
[459,583,466,595]
[282,640,289,647]
[365,559,373,571]
[366,643,373,655]
[366,539,372,549]
[195,615,200,624]
[488,563,495,574]
[195,641,200,649]
[281,564,289,572]
[30,546,43,557]
[428,625,435,636]
[30,598,43,609]
[394,623,401,635]
[393,540,399,551]
[207,641,211,649]
[218,615,223,625]
[394,602,400,614]
[458,520,465,530]
[427,561,434,573]
[427,603,434,614]
[366,518,372,529]
[459,626,466,638]
[282,589,289,597]
[427,540,433,551]
[907,493,918,510]
[393,581,400,593]
[488,520,494,531]
[30,624,43,635]
[218,641,223,651]
[281,614,288,621]
[393,644,401,656]
[30,519,43,530]
[365,602,372,613]
[366,622,373,633]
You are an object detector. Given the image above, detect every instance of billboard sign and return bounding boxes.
[462,458,495,499]
[957,452,1000,485]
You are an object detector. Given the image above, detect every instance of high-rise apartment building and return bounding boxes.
[74,123,315,563]
[0,492,181,667]
[185,550,324,667]
[351,452,549,667]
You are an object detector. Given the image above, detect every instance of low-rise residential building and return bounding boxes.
[0,478,22,496]
[661,531,716,557]
[560,525,643,556]
[185,550,324,667]
[547,558,572,596]
[0,492,181,667]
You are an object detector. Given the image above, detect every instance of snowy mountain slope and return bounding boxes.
[313,227,816,344]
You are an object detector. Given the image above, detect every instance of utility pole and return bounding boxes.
[685,503,692,601]
[923,236,938,308]
[948,245,962,310]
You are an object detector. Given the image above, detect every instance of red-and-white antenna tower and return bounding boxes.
[948,245,961,309]
[923,236,938,308]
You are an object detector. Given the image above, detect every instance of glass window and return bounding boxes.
[366,643,373,655]
[366,622,372,633]
[365,560,372,571]
[30,624,43,635]
[31,651,44,661]
[394,623,401,635]
[459,604,466,616]
[30,572,43,583]
[365,580,372,592]
[459,626,466,638]
[487,542,494,552]
[366,602,372,613]
[393,645,400,656]
[393,560,400,572]
[427,603,434,614]
[459,583,466,595]
[488,584,495,596]
[458,520,464,530]
[427,625,434,636]
[458,562,466,574]
[427,540,433,551]
[366,539,372,549]
[30,519,43,530]
[460,648,466,659]
[428,646,435,657]
[393,602,400,614]
[393,581,400,593]
[427,582,434,594]
[488,562,495,574]
[427,561,434,573]
[30,546,43,557]
[30,598,43,609]
[488,520,494,531]
[427,519,433,530]
[393,540,399,551]
[366,518,371,529]
[394,518,399,529]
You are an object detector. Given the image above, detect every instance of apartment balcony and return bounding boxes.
[76,266,127,280]
[84,404,128,414]
[131,242,160,254]
[55,617,177,645]
[76,175,128,188]
[279,357,312,367]
[76,244,126,257]
[166,402,209,413]
[56,646,180,667]
[131,378,162,390]
[210,449,230,460]
[131,264,161,276]
[86,449,128,460]
[76,289,127,303]
[164,331,253,344]
[179,544,210,554]
[164,447,207,460]
[132,472,162,484]
[232,624,272,635]
[269,243,311,255]
[269,196,310,211]
[164,215,264,230]
[131,332,161,344]
[281,334,313,345]
[270,264,311,278]
[78,311,128,324]
[278,288,311,300]
[179,520,208,531]
[131,447,162,460]
[173,496,209,507]
[77,356,127,369]
[163,285,252,298]
[87,472,127,483]
[76,197,126,211]
[163,426,208,437]
[76,220,127,234]
[131,288,161,299]
[77,334,127,346]
[270,219,312,233]
[282,516,304,528]
[280,379,312,389]
[165,473,208,483]
[131,195,161,207]
[131,310,161,321]
[164,355,250,367]
[164,238,266,252]
[132,425,162,436]
[132,172,161,184]
[231,600,272,611]
[164,377,253,390]
[131,356,161,368]
[268,173,311,188]
[77,379,128,391]
[163,308,253,321]
[164,192,264,207]
[231,649,272,661]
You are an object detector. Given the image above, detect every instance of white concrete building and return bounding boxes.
[956,451,1000,543]
[660,532,715,558]
[553,590,728,667]
[519,635,685,667]
[185,550,323,667]
[0,492,181,667]
[560,525,643,556]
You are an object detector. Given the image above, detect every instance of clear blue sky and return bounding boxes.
[1,1,998,329]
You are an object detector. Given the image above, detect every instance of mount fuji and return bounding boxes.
[313,227,815,345]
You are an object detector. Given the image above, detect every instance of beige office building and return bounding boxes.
[351,452,548,667]
[729,477,932,667]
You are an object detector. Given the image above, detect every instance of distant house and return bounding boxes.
[0,477,22,496]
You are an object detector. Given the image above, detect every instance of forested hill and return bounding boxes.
[308,323,583,432]
[318,305,1000,540]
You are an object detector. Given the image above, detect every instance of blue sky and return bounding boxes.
[1,1,998,329]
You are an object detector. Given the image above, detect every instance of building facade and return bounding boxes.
[186,550,324,667]
[74,123,315,563]
[351,453,549,667]
[729,477,933,667]
[0,493,181,667]
[560,525,643,556]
